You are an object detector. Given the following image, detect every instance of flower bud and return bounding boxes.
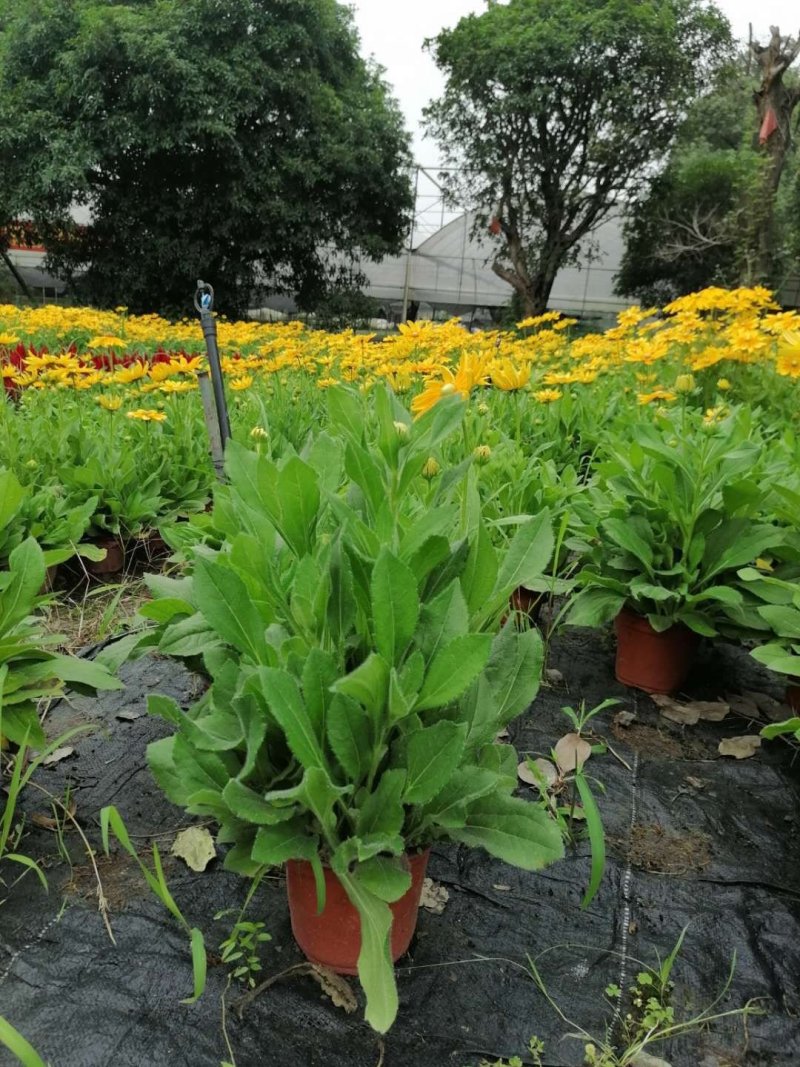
[717,377,731,391]
[440,382,456,396]
[473,444,492,463]
[250,426,269,440]
[393,420,410,438]
[674,373,695,393]
[422,457,440,479]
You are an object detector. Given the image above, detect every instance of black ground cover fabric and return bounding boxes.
[1,630,799,1067]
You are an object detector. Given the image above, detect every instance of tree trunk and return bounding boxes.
[749,27,800,284]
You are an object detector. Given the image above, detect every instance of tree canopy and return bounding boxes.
[424,0,733,317]
[0,0,412,315]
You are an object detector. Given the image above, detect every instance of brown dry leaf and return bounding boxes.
[718,735,762,760]
[630,1052,673,1067]
[554,732,591,773]
[309,965,357,1014]
[420,877,449,915]
[651,694,700,725]
[685,776,706,790]
[494,727,510,742]
[116,709,145,722]
[614,709,637,727]
[517,761,537,786]
[31,797,77,830]
[519,758,558,789]
[545,668,564,685]
[170,826,216,871]
[688,700,730,722]
[42,746,75,766]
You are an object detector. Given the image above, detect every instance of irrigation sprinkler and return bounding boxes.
[194,280,231,479]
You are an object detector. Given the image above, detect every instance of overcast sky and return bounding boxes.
[350,0,800,162]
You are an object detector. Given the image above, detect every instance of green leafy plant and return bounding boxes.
[100,805,207,1005]
[568,410,784,636]
[737,565,800,679]
[140,387,564,1032]
[525,699,616,908]
[527,927,762,1066]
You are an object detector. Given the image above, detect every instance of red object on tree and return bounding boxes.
[488,216,502,235]
[759,105,779,144]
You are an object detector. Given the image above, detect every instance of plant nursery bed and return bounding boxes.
[2,630,799,1067]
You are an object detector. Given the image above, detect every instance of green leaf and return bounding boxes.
[356,856,412,903]
[326,692,372,781]
[0,538,45,632]
[158,613,217,657]
[575,771,605,909]
[345,440,386,519]
[414,578,469,661]
[484,624,543,725]
[0,1015,48,1067]
[331,653,390,717]
[601,516,653,571]
[415,634,492,711]
[462,521,498,615]
[276,456,320,557]
[259,667,326,771]
[495,511,553,595]
[251,818,318,864]
[193,558,267,662]
[332,865,397,1033]
[180,927,208,1005]
[751,643,800,678]
[357,768,407,837]
[405,720,467,804]
[758,605,800,639]
[371,549,419,665]
[222,779,298,825]
[450,793,564,869]
[567,588,625,627]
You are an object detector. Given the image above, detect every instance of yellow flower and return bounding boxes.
[776,332,800,378]
[0,332,20,345]
[490,360,529,391]
[674,373,695,393]
[126,408,166,422]
[422,457,441,479]
[159,379,195,394]
[533,388,563,403]
[229,375,253,391]
[96,394,122,411]
[87,335,128,350]
[716,378,731,391]
[637,389,676,405]
[755,557,774,572]
[114,363,147,384]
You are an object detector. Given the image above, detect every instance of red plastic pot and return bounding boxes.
[509,586,541,622]
[786,685,800,713]
[614,607,698,694]
[87,537,125,576]
[286,849,430,975]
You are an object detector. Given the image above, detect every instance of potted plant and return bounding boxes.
[567,412,784,693]
[139,387,563,1031]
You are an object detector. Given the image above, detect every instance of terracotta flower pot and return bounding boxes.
[39,564,58,594]
[614,607,698,695]
[786,685,800,713]
[286,849,430,975]
[509,586,541,623]
[87,537,125,576]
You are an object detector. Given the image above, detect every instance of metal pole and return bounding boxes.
[401,166,420,323]
[194,280,231,444]
[198,371,225,481]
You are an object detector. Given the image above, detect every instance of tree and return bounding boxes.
[616,62,764,303]
[0,0,412,316]
[749,27,800,282]
[423,0,733,318]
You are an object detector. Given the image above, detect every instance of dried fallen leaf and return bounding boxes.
[554,733,592,773]
[420,877,449,914]
[718,735,762,760]
[630,1052,673,1067]
[518,758,558,789]
[116,709,145,722]
[492,884,511,892]
[42,746,75,766]
[685,776,706,790]
[651,695,700,725]
[309,965,357,1013]
[741,690,783,717]
[689,700,730,722]
[494,727,510,742]
[170,826,216,871]
[614,709,637,727]
[31,798,77,830]
[545,668,564,685]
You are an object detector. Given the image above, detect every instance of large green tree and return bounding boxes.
[0,0,412,315]
[424,0,732,317]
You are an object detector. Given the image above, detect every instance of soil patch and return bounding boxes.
[626,824,713,875]
[612,719,714,760]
